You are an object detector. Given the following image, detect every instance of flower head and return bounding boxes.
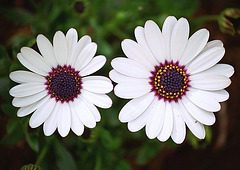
[110,16,234,144]
[9,28,113,137]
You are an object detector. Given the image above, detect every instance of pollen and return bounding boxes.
[149,60,190,102]
[45,65,82,103]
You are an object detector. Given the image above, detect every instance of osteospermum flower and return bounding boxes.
[9,28,113,137]
[109,16,234,144]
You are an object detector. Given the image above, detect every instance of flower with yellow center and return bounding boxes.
[110,16,234,144]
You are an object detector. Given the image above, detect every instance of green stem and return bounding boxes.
[35,143,49,166]
[35,136,54,166]
[94,150,102,170]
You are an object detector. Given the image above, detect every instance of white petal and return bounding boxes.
[182,96,215,125]
[121,39,154,70]
[134,26,145,44]
[186,87,221,112]
[72,96,96,128]
[110,70,150,84]
[144,20,166,64]
[66,28,78,51]
[146,99,165,139]
[134,26,159,66]
[201,40,223,54]
[66,28,78,66]
[70,103,84,136]
[12,90,48,107]
[171,102,186,144]
[29,98,56,128]
[74,43,97,71]
[128,97,162,132]
[53,31,68,66]
[81,96,101,122]
[190,64,234,78]
[171,18,189,62]
[109,70,128,83]
[81,89,112,109]
[82,76,113,94]
[43,102,61,136]
[186,47,225,74]
[57,103,71,137]
[17,53,47,76]
[119,92,155,122]
[21,47,51,73]
[157,102,173,142]
[179,29,209,65]
[114,79,151,99]
[17,95,50,117]
[9,70,46,83]
[127,103,151,132]
[179,100,206,139]
[80,55,106,77]
[68,35,91,66]
[213,64,235,77]
[205,90,229,102]
[162,16,177,61]
[9,83,46,97]
[190,75,231,90]
[36,34,58,67]
[111,57,152,78]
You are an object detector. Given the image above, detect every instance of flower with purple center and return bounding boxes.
[109,16,234,144]
[9,28,113,137]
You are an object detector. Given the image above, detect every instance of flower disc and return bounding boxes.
[45,65,82,103]
[149,61,190,102]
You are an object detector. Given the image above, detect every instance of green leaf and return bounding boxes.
[100,128,121,150]
[0,77,11,101]
[0,47,11,77]
[54,140,77,170]
[187,126,212,149]
[0,117,25,145]
[115,160,131,170]
[25,132,39,152]
[1,103,16,116]
[10,34,35,51]
[156,0,199,17]
[1,8,34,25]
[6,117,18,134]
[0,45,9,58]
[136,140,162,165]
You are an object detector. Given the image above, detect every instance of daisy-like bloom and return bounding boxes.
[9,28,113,137]
[110,16,234,144]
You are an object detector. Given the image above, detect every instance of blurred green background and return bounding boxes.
[0,0,240,169]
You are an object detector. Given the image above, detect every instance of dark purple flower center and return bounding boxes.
[45,65,82,103]
[149,60,190,102]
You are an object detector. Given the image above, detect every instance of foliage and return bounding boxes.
[0,0,219,169]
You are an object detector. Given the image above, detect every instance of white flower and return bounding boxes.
[9,28,113,137]
[109,16,234,144]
